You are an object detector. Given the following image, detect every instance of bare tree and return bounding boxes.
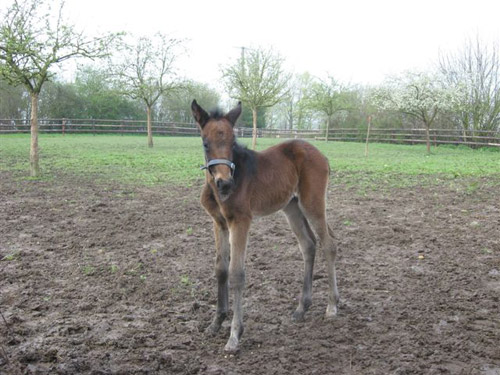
[222,47,290,149]
[439,36,500,135]
[0,0,119,176]
[111,33,184,148]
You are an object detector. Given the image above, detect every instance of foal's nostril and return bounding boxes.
[216,179,232,194]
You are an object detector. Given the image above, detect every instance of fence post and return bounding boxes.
[325,118,330,142]
[365,115,372,157]
[62,118,66,136]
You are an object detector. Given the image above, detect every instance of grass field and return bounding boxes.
[1,134,499,189]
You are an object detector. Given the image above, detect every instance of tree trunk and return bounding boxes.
[251,108,258,150]
[424,122,431,154]
[147,105,153,148]
[30,93,40,177]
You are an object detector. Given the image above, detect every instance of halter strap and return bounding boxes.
[200,159,236,176]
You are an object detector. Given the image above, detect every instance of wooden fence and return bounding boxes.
[325,128,500,148]
[0,118,320,139]
[0,118,200,136]
[1,118,499,147]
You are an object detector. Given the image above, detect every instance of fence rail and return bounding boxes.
[1,118,499,148]
[0,118,201,136]
[325,128,500,147]
[0,118,320,139]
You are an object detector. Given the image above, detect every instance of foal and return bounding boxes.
[192,100,339,353]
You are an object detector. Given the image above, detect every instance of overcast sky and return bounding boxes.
[6,0,500,89]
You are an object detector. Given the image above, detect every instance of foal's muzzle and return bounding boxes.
[201,158,236,201]
[216,178,234,198]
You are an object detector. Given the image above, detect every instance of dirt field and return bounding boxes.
[1,171,499,374]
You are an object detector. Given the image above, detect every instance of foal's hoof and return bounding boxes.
[325,304,338,319]
[224,337,240,353]
[205,322,221,337]
[292,310,306,323]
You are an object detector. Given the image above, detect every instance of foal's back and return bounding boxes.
[245,140,330,217]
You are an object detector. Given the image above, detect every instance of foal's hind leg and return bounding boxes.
[283,197,317,322]
[299,188,339,318]
[323,224,339,317]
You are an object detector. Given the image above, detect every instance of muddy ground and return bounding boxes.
[1,171,499,375]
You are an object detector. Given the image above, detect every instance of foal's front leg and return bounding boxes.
[206,221,230,335]
[201,186,231,335]
[225,218,251,353]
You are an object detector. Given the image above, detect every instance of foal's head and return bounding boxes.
[191,100,242,201]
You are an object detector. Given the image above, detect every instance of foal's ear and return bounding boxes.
[191,100,209,129]
[225,101,242,127]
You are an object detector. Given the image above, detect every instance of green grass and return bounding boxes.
[0,134,205,186]
[1,134,499,188]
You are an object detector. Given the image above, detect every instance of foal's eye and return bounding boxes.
[203,142,209,151]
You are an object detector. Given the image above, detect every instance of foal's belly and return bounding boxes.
[250,193,295,217]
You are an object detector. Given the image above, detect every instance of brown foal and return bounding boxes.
[192,100,339,353]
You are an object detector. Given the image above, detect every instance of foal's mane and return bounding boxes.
[209,108,225,120]
[232,141,257,181]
